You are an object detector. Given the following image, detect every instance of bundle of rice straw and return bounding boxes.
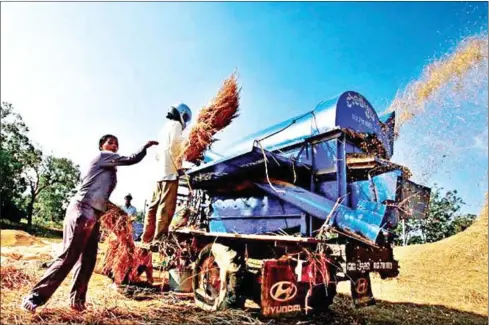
[99,202,152,285]
[181,71,241,163]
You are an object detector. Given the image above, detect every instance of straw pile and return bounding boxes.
[1,229,46,246]
[339,194,488,316]
[99,202,152,285]
[0,264,35,290]
[181,72,241,163]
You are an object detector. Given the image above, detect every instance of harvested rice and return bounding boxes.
[99,202,152,285]
[182,72,241,163]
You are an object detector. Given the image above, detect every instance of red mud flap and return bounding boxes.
[349,273,375,308]
[261,259,305,317]
[344,241,397,307]
[260,257,333,317]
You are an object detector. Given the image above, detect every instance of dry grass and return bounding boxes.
[0,264,486,325]
[339,195,488,316]
[0,230,58,265]
[1,229,47,246]
[0,263,35,290]
[182,72,241,163]
[99,202,152,285]
[1,210,488,325]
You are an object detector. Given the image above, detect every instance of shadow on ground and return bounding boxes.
[1,219,63,239]
[113,288,488,325]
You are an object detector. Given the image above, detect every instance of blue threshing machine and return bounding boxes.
[169,91,431,316]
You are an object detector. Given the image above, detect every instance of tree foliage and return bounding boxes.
[0,102,34,222]
[1,102,80,228]
[33,156,81,226]
[395,184,477,245]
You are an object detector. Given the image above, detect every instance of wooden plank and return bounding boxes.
[346,154,412,178]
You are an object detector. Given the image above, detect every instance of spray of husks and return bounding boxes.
[387,35,488,137]
[386,34,488,184]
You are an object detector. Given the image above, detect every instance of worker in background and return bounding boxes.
[122,193,144,241]
[21,135,158,313]
[142,103,192,246]
[122,193,137,217]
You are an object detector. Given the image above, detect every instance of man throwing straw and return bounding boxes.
[21,135,158,313]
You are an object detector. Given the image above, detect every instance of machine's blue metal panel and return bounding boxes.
[318,181,339,202]
[209,216,305,235]
[345,142,365,154]
[208,195,306,235]
[210,196,302,217]
[313,140,338,172]
[202,91,395,163]
[333,200,386,244]
[336,134,347,199]
[335,92,395,158]
[255,180,387,245]
[350,170,402,208]
[188,146,307,187]
[374,171,403,202]
[255,181,337,220]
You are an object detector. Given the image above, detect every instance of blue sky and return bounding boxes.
[1,2,487,214]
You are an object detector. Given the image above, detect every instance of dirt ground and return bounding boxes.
[1,202,487,325]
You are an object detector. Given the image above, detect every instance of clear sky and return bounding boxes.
[2,2,487,214]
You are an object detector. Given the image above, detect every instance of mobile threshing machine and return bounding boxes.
[164,91,431,316]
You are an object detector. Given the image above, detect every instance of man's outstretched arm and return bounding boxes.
[100,141,158,167]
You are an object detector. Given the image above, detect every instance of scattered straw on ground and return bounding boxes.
[0,267,485,325]
[0,263,35,290]
[1,216,487,324]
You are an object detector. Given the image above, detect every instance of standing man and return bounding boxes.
[122,193,137,217]
[122,193,143,241]
[21,135,158,313]
[142,103,192,246]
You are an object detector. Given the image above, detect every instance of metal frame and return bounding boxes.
[264,129,349,237]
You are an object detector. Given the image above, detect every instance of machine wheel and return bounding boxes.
[307,280,337,313]
[192,243,246,311]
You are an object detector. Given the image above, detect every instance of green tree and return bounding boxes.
[1,102,81,228]
[421,188,463,243]
[23,155,80,228]
[451,213,477,233]
[395,184,477,245]
[33,156,81,226]
[0,102,37,221]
